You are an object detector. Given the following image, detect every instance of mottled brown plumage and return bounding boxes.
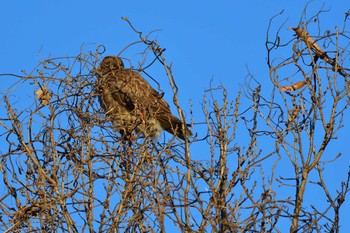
[96,56,190,140]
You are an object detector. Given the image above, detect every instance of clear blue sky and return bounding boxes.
[1,0,350,231]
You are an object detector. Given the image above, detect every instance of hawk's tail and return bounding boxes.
[161,115,191,140]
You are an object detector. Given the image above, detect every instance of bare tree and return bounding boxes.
[264,6,350,233]
[1,6,349,233]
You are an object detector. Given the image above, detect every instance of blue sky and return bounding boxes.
[2,1,348,102]
[1,0,350,231]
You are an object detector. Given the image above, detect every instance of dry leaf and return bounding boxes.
[35,86,52,105]
[290,26,348,77]
[280,81,307,92]
[280,86,293,92]
[291,27,330,63]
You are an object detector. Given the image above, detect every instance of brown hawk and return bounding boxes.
[96,56,191,140]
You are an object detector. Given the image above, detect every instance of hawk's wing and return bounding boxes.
[97,63,190,139]
[120,70,190,139]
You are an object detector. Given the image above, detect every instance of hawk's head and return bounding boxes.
[98,56,124,74]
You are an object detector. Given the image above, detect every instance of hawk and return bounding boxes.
[96,56,191,140]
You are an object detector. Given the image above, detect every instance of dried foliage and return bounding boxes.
[1,7,350,233]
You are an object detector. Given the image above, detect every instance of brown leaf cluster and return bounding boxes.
[35,86,52,106]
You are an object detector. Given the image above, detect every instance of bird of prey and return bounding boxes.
[96,56,191,140]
